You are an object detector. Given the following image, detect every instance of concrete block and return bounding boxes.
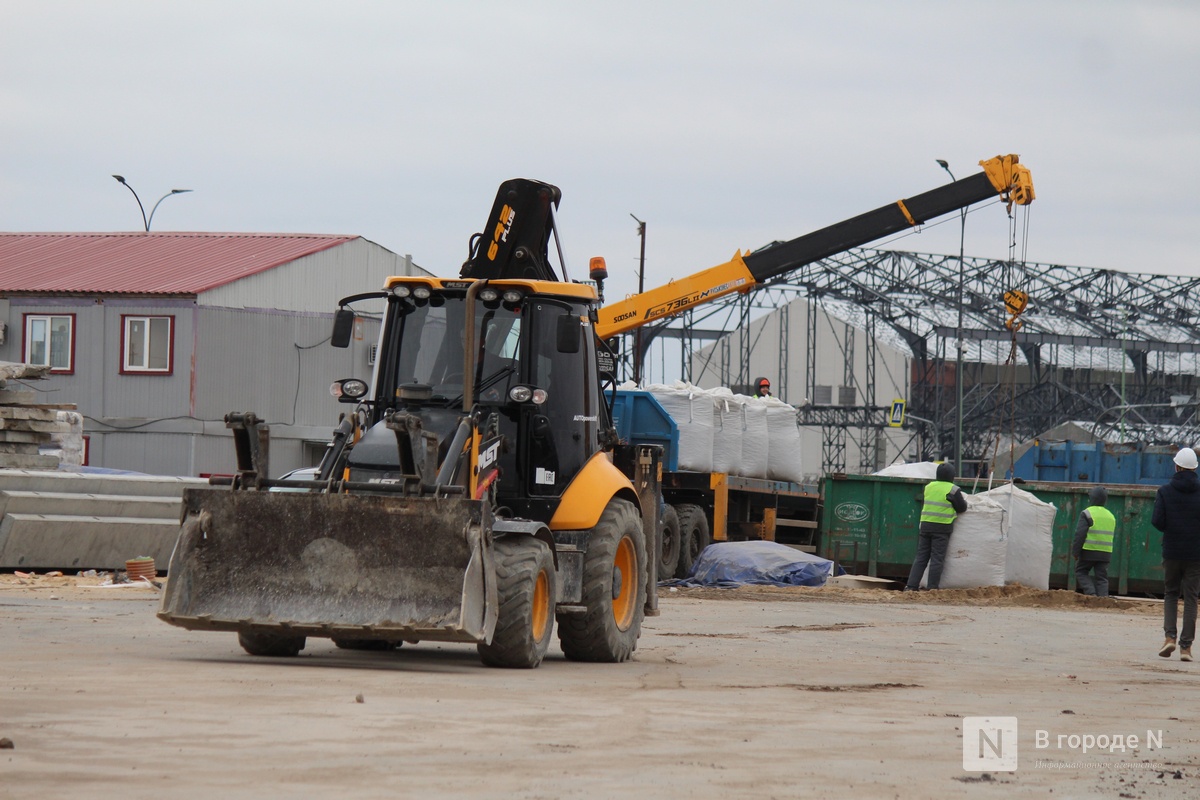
[0,454,61,469]
[0,389,37,405]
[0,514,181,570]
[0,470,207,571]
[0,490,182,521]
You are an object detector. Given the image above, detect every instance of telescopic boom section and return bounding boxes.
[595,154,1034,339]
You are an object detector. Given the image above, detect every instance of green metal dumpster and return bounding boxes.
[818,474,1165,595]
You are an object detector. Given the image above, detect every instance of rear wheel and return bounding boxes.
[237,630,306,657]
[673,504,711,579]
[478,536,556,668]
[658,504,681,581]
[558,498,645,663]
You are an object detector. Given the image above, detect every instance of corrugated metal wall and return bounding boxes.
[2,238,409,477]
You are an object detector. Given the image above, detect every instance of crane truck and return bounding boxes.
[159,155,1034,667]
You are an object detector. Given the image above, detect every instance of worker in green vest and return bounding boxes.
[1072,485,1116,597]
[905,462,968,591]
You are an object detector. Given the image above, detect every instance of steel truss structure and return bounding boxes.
[627,248,1200,474]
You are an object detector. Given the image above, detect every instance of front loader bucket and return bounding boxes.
[159,488,498,645]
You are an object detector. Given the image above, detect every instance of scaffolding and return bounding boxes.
[624,248,1200,474]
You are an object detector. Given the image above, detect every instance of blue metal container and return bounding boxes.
[611,390,679,471]
[1011,440,1179,485]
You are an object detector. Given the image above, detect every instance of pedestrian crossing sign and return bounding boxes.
[889,399,906,427]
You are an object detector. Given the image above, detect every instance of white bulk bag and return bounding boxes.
[710,388,744,474]
[648,382,714,472]
[739,395,770,479]
[875,461,940,479]
[933,493,1008,589]
[763,397,804,482]
[979,483,1056,590]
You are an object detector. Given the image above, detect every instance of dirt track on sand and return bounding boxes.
[2,573,1196,798]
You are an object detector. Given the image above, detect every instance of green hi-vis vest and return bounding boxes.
[1082,505,1116,553]
[920,480,958,526]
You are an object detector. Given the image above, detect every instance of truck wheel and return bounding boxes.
[673,504,711,579]
[332,638,400,651]
[658,504,681,581]
[237,630,306,657]
[557,498,645,663]
[478,536,556,668]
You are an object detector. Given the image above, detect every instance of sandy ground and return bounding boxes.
[2,572,1198,799]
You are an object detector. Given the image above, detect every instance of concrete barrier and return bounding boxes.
[0,469,207,572]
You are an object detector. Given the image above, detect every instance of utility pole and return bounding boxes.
[630,214,646,385]
[937,159,967,475]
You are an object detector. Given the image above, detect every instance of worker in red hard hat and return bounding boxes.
[753,377,771,398]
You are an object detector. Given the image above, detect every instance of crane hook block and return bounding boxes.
[1004,289,1029,331]
[980,154,1036,208]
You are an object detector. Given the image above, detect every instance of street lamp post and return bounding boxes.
[630,213,647,385]
[111,175,193,231]
[937,159,967,476]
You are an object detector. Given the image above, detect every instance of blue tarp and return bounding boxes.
[670,540,841,588]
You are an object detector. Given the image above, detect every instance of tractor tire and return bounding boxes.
[657,504,681,582]
[673,503,711,579]
[332,638,400,651]
[557,498,646,663]
[237,630,306,657]
[478,536,556,669]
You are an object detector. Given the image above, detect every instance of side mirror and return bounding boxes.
[331,308,356,348]
[556,314,580,354]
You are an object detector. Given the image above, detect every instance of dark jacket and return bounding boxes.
[1151,469,1200,562]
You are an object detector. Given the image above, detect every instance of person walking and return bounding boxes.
[1072,485,1115,597]
[905,462,967,591]
[1150,446,1200,662]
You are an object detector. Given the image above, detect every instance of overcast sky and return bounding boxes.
[3,1,1198,304]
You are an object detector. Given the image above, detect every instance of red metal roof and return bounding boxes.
[0,232,356,295]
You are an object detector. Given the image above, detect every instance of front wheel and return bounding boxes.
[238,630,306,657]
[478,536,556,668]
[558,498,646,663]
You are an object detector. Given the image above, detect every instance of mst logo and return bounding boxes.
[487,204,516,261]
[834,501,870,522]
[477,439,501,472]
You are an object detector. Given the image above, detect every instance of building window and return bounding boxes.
[121,315,174,374]
[24,314,75,373]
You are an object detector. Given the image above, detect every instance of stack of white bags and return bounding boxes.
[924,480,1057,590]
[644,381,805,483]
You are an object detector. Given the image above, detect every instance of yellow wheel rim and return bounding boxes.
[532,569,550,641]
[612,535,637,631]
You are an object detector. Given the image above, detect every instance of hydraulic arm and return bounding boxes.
[595,154,1034,338]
